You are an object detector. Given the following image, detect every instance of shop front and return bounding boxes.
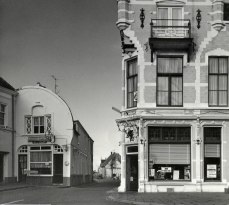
[18,144,64,185]
[118,117,229,193]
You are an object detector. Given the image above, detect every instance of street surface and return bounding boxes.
[0,179,124,205]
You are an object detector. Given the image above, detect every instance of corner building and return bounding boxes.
[115,0,229,192]
[15,84,93,186]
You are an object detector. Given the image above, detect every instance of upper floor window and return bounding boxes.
[209,57,228,107]
[0,103,6,126]
[224,3,229,21]
[127,58,138,108]
[157,57,183,106]
[25,115,51,135]
[157,7,183,26]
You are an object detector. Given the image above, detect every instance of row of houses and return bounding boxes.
[0,77,93,186]
[115,0,229,193]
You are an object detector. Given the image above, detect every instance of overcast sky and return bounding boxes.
[0,0,122,170]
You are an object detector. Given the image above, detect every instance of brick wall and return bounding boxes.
[117,0,229,109]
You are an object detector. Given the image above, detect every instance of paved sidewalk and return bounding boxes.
[108,189,229,205]
[0,183,31,192]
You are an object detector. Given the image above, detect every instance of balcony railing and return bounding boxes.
[150,19,191,38]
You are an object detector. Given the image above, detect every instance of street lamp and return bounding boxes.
[140,8,145,29]
[196,9,202,29]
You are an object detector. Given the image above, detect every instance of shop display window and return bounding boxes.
[30,146,52,175]
[148,127,191,181]
[204,127,221,181]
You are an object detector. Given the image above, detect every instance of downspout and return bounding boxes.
[12,94,15,180]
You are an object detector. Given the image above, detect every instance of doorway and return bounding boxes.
[126,154,138,191]
[18,154,27,182]
[53,154,63,184]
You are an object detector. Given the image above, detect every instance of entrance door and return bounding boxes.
[126,154,138,191]
[18,155,27,182]
[53,154,63,184]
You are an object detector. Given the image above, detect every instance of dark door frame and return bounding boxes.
[126,153,138,191]
[53,154,63,184]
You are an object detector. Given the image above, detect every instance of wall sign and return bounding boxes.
[207,164,217,178]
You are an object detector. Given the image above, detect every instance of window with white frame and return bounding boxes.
[157,56,183,106]
[208,57,228,107]
[30,146,52,175]
[127,58,138,108]
[25,115,52,134]
[157,7,183,26]
[148,127,191,181]
[204,127,221,181]
[0,103,6,126]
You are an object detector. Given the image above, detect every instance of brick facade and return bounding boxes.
[116,0,229,192]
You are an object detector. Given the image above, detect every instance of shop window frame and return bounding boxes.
[148,126,191,182]
[204,127,222,182]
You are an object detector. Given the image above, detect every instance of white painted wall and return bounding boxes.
[15,84,74,178]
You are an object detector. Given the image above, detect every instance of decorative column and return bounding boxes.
[118,130,126,192]
[195,118,202,192]
[212,0,225,31]
[116,0,130,31]
[138,118,145,192]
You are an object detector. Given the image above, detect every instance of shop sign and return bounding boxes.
[207,164,217,178]
[28,134,55,143]
[28,136,48,143]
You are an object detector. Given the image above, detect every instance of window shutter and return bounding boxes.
[149,144,190,164]
[205,144,220,158]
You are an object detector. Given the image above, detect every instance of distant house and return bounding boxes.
[0,77,17,184]
[98,152,121,179]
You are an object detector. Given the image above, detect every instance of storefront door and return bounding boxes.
[53,154,63,184]
[18,154,27,182]
[126,154,138,191]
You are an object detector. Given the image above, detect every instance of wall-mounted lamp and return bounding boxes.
[140,8,145,29]
[196,9,202,29]
[194,138,202,145]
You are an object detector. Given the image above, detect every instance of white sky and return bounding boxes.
[0,0,122,170]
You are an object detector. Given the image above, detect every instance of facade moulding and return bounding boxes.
[130,0,212,5]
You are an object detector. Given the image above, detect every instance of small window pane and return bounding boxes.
[34,126,39,134]
[34,117,39,126]
[171,92,182,106]
[158,92,169,105]
[219,58,228,73]
[209,75,218,90]
[219,75,227,90]
[158,77,168,91]
[40,126,45,133]
[171,77,182,91]
[40,117,44,125]
[219,91,227,106]
[209,91,218,106]
[209,58,219,73]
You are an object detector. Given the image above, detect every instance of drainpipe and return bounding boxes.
[12,94,15,180]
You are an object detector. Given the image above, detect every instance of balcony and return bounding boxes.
[149,19,194,62]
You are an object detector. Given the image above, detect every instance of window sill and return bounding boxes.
[146,181,192,185]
